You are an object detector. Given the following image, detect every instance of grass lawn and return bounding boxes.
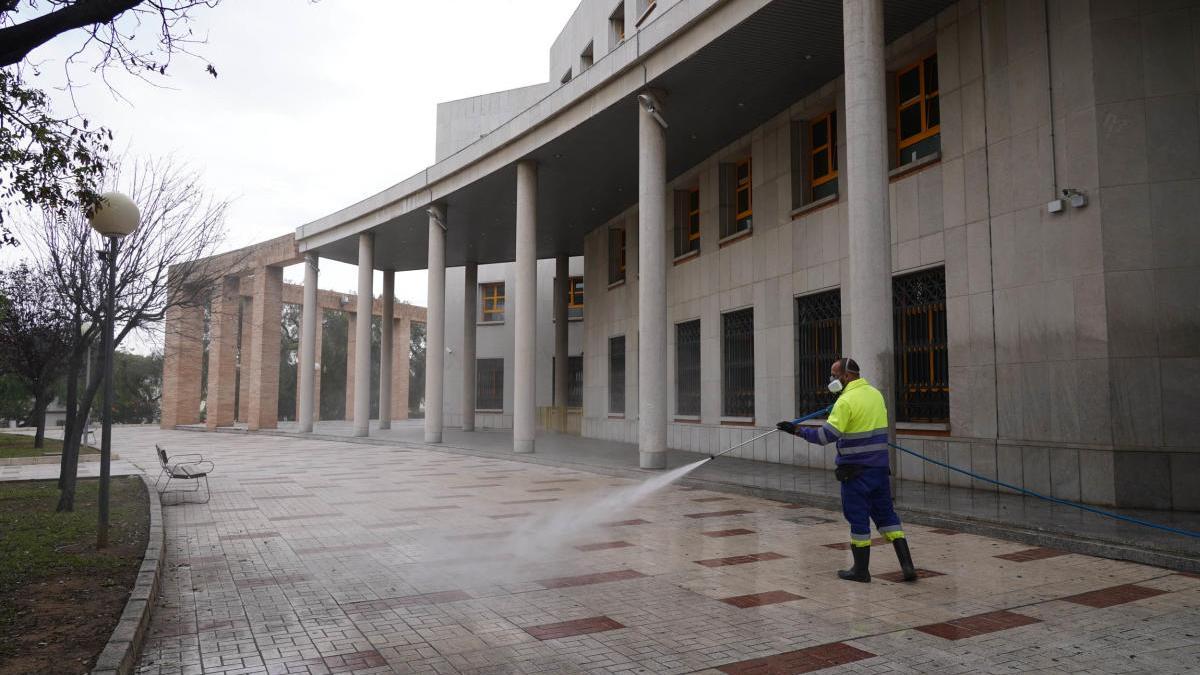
[0,431,98,459]
[0,476,148,674]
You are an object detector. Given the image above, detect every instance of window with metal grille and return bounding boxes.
[480,282,505,322]
[718,159,752,239]
[676,320,701,416]
[810,110,838,201]
[568,276,584,320]
[608,228,626,284]
[893,267,948,422]
[795,290,841,417]
[673,188,701,258]
[476,358,504,411]
[552,356,584,407]
[896,53,940,166]
[609,336,625,414]
[721,308,754,417]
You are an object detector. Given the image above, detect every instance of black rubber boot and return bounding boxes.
[892,538,917,581]
[837,545,871,582]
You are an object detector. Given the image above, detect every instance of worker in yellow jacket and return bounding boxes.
[776,358,917,583]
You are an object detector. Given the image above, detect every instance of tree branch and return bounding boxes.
[0,0,143,68]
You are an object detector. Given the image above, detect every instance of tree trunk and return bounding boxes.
[58,343,83,490]
[57,351,96,513]
[32,395,49,449]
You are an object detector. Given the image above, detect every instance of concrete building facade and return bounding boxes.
[172,0,1200,512]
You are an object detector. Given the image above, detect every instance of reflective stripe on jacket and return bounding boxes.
[802,378,890,468]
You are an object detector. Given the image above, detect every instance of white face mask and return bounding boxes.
[827,377,844,394]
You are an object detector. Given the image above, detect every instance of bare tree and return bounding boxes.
[20,155,237,511]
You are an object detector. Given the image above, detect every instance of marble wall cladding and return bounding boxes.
[571,0,1199,510]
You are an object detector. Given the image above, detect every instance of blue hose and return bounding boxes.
[787,405,1200,540]
[888,441,1200,540]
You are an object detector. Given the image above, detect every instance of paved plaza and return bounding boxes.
[16,428,1200,674]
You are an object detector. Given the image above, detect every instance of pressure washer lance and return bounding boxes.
[708,405,832,461]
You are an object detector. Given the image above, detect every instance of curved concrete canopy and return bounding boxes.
[300,0,955,272]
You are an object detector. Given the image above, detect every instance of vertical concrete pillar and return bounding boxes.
[426,206,447,443]
[843,0,896,446]
[553,254,569,430]
[638,93,668,469]
[161,300,204,428]
[298,253,318,432]
[353,233,374,437]
[513,160,538,454]
[392,316,411,421]
[462,263,478,431]
[206,276,240,429]
[379,271,395,430]
[247,266,283,431]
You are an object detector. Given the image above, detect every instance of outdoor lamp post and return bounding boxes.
[87,191,139,548]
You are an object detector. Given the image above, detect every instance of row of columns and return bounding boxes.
[293,0,891,466]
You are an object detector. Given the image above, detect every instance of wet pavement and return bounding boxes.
[20,427,1197,674]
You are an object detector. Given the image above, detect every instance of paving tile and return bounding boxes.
[522,616,624,641]
[488,512,532,520]
[702,528,757,538]
[220,531,281,541]
[341,590,472,613]
[716,641,875,673]
[994,547,1070,562]
[695,552,787,567]
[267,512,342,521]
[684,509,755,519]
[719,590,804,608]
[601,518,651,526]
[1060,583,1169,608]
[537,569,647,588]
[499,498,560,504]
[574,541,634,552]
[929,527,961,535]
[691,496,733,503]
[876,568,946,583]
[916,610,1042,640]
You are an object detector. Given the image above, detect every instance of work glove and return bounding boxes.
[775,420,798,435]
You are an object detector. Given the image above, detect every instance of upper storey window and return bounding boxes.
[609,2,626,48]
[896,53,940,166]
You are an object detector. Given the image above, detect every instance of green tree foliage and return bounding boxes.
[111,350,161,424]
[0,263,75,447]
[319,309,348,421]
[277,303,301,422]
[409,320,426,417]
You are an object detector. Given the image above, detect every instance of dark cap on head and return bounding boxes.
[836,357,860,374]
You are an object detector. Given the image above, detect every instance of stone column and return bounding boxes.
[638,93,668,469]
[425,206,447,443]
[353,232,374,437]
[298,253,318,432]
[206,276,240,429]
[379,270,395,430]
[247,266,283,431]
[392,316,410,420]
[553,254,569,430]
[161,301,204,428]
[513,160,537,454]
[843,0,895,447]
[462,263,478,431]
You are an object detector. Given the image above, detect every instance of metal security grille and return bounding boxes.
[676,320,701,416]
[893,267,948,422]
[609,336,625,414]
[721,308,754,417]
[552,356,584,408]
[568,356,583,407]
[475,358,504,411]
[795,290,841,416]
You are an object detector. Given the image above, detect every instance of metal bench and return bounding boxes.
[155,444,213,505]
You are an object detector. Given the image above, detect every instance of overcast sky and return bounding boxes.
[13,0,576,321]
